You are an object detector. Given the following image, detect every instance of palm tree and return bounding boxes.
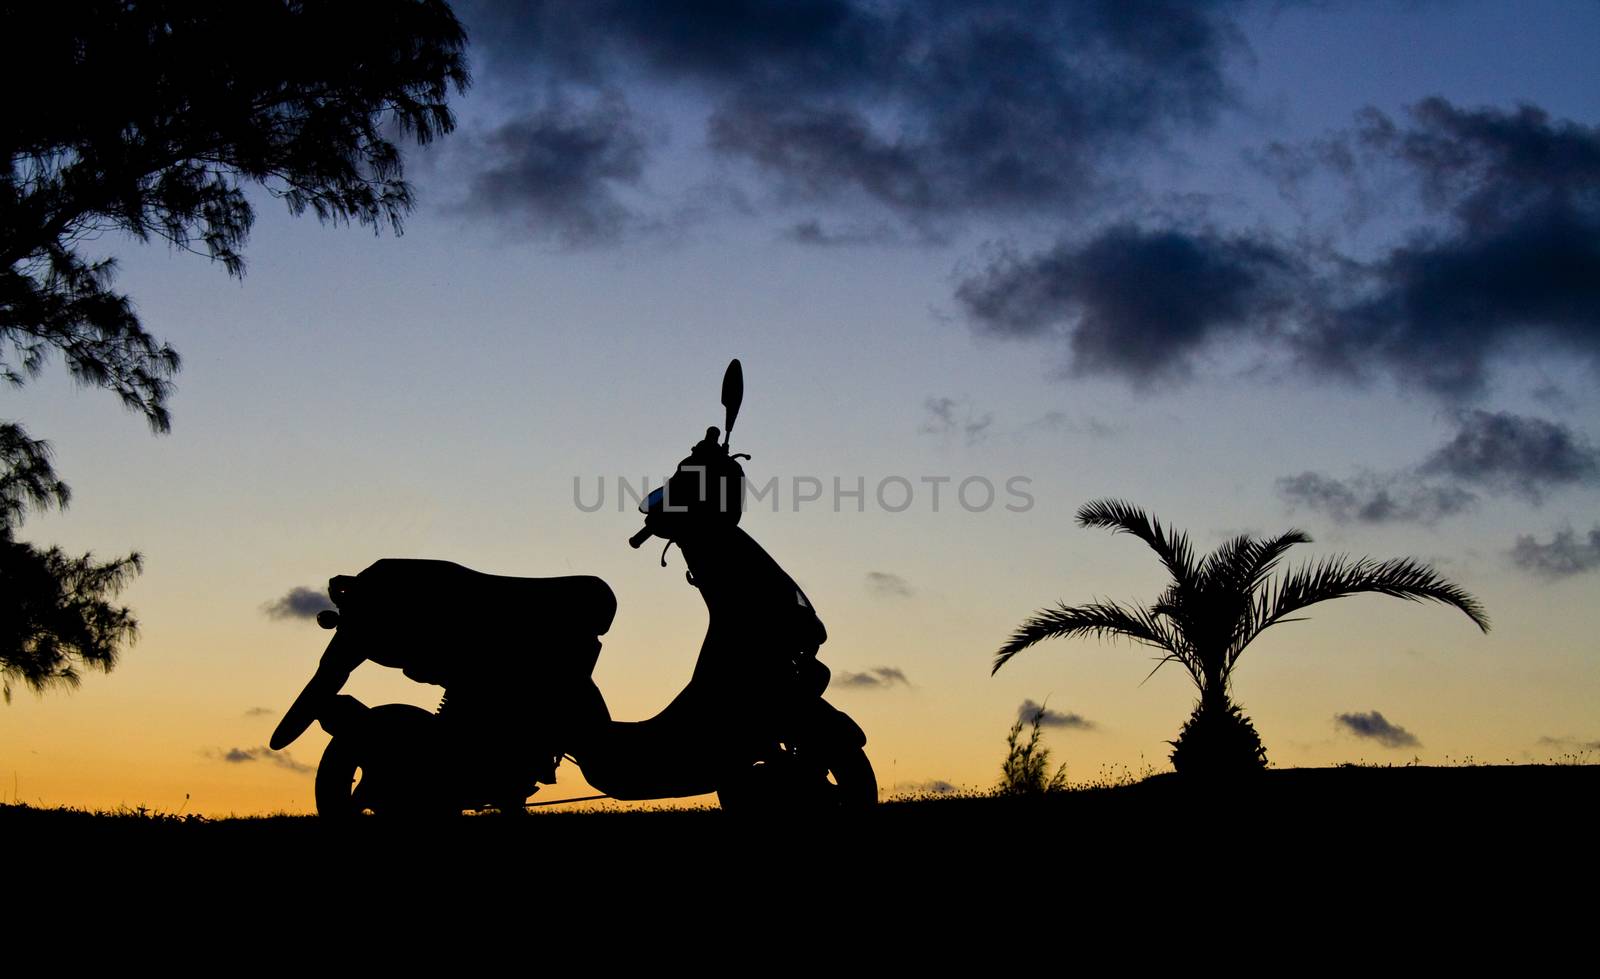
[992,500,1490,776]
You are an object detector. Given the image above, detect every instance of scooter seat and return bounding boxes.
[341,558,618,637]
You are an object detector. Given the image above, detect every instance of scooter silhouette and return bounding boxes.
[269,359,876,815]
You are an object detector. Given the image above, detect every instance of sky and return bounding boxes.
[3,0,1599,814]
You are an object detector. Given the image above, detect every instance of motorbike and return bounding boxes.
[268,359,877,816]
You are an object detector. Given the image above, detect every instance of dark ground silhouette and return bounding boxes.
[6,764,1593,916]
[8,766,1593,948]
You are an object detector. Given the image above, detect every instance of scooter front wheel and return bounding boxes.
[313,733,457,818]
[313,703,458,818]
[314,736,372,818]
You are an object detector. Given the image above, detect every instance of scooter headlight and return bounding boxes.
[641,486,665,514]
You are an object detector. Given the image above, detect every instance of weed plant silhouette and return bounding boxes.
[997,706,1068,796]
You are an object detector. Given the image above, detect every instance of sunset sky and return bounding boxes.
[3,0,1598,815]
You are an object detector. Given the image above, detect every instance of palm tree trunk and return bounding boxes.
[1171,682,1268,775]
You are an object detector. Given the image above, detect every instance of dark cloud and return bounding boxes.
[1372,98,1600,229]
[864,571,913,599]
[920,396,993,444]
[834,665,911,689]
[976,98,1600,395]
[1419,410,1599,503]
[1278,410,1595,526]
[1509,526,1600,579]
[457,1,1248,231]
[1277,471,1476,526]
[709,100,935,212]
[781,219,902,247]
[457,93,648,246]
[244,706,273,717]
[1018,699,1094,731]
[460,0,895,90]
[956,225,1300,385]
[263,586,333,621]
[1530,382,1577,413]
[207,746,314,775]
[1334,711,1421,749]
[1280,99,1600,399]
[1307,208,1600,399]
[707,1,1241,219]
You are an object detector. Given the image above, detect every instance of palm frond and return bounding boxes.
[1198,529,1312,674]
[1254,555,1491,644]
[1076,499,1196,585]
[1200,529,1311,596]
[992,599,1181,675]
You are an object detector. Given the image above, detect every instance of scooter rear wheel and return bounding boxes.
[826,744,878,809]
[717,743,877,813]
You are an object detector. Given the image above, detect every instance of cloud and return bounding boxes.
[207,746,314,775]
[1277,410,1595,526]
[864,571,913,598]
[781,218,902,247]
[1277,471,1477,526]
[456,92,649,246]
[1334,711,1421,749]
[834,666,911,689]
[709,100,936,212]
[921,398,1118,452]
[1509,526,1600,579]
[460,0,900,90]
[706,2,1242,221]
[956,225,1300,385]
[922,398,1116,446]
[1419,410,1599,503]
[1537,735,1600,752]
[263,586,333,621]
[1531,382,1577,413]
[1019,410,1117,438]
[1018,699,1094,730]
[456,1,1249,232]
[919,396,993,445]
[244,706,273,717]
[1279,99,1600,400]
[969,98,1600,396]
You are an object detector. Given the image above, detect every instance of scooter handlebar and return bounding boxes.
[628,525,654,549]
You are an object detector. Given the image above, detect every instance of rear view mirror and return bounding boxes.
[721,359,743,445]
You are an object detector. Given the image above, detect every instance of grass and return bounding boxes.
[6,763,1593,925]
[9,759,1591,827]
